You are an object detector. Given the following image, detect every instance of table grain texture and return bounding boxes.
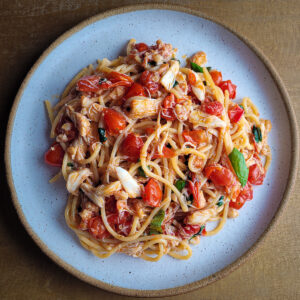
[1,1,299,299]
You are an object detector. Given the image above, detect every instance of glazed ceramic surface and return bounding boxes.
[7,8,293,292]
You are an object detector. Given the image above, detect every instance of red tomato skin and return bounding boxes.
[77,75,101,92]
[103,108,127,136]
[201,98,223,116]
[143,178,162,207]
[183,224,200,236]
[120,133,144,162]
[209,70,222,86]
[108,71,133,84]
[44,143,65,167]
[135,43,149,52]
[88,216,110,239]
[219,80,237,99]
[188,181,202,208]
[248,163,265,185]
[140,71,160,96]
[152,146,176,159]
[107,211,132,236]
[182,130,208,146]
[230,182,253,209]
[204,164,235,187]
[228,104,244,123]
[123,82,145,100]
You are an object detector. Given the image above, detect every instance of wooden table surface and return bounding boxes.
[1,1,299,299]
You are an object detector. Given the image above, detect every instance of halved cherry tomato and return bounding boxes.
[201,98,223,116]
[209,70,222,86]
[103,108,127,136]
[140,70,160,96]
[152,146,176,159]
[204,164,235,187]
[188,71,197,85]
[188,181,203,208]
[143,178,162,207]
[44,143,65,167]
[182,129,208,146]
[107,211,132,236]
[228,104,244,123]
[229,182,253,209]
[180,224,206,239]
[120,133,144,162]
[145,127,154,135]
[123,82,145,100]
[161,93,177,121]
[135,43,149,52]
[163,93,176,108]
[248,159,265,185]
[108,71,133,84]
[219,80,237,99]
[77,75,102,92]
[88,216,110,239]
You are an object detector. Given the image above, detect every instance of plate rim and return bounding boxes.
[4,3,299,297]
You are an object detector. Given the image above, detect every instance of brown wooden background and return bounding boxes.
[1,1,299,299]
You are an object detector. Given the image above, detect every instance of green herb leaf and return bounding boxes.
[173,80,179,88]
[98,128,107,143]
[149,209,165,234]
[190,62,204,73]
[148,61,157,66]
[190,225,205,240]
[252,125,262,143]
[99,78,107,84]
[138,166,150,178]
[67,162,74,167]
[207,67,212,71]
[175,179,186,192]
[239,104,244,110]
[216,195,224,207]
[228,148,249,187]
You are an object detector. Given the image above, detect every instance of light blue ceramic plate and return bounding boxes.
[5,5,298,297]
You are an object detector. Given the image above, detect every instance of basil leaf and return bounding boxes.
[148,61,157,66]
[190,62,204,73]
[173,80,179,88]
[239,104,244,110]
[190,225,205,240]
[149,209,165,234]
[175,179,186,192]
[229,148,249,187]
[98,128,107,143]
[138,166,150,178]
[216,195,224,207]
[252,125,262,143]
[207,67,212,71]
[99,78,107,84]
[67,162,74,167]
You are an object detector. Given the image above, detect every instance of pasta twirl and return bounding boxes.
[44,39,271,261]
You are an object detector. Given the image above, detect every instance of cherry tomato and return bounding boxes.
[88,216,110,239]
[163,93,176,108]
[248,160,265,185]
[182,224,200,236]
[204,164,235,187]
[188,71,197,85]
[201,98,223,116]
[188,181,203,208]
[135,43,149,52]
[143,178,162,207]
[108,71,133,84]
[120,133,144,162]
[228,104,244,123]
[140,70,160,96]
[219,80,237,99]
[107,211,132,236]
[44,143,65,167]
[182,129,208,146]
[152,146,176,159]
[161,108,176,121]
[209,70,222,86]
[123,82,145,100]
[230,182,253,209]
[145,127,154,135]
[103,108,127,136]
[77,75,102,92]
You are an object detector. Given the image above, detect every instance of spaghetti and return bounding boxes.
[44,39,271,261]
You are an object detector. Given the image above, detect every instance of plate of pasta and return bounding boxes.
[5,5,298,297]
